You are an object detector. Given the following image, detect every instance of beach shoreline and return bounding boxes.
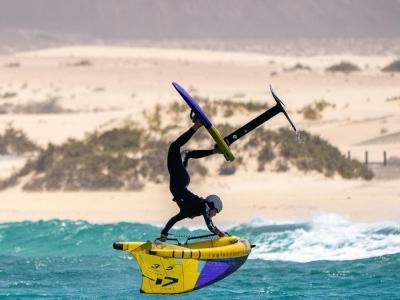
[2,173,399,225]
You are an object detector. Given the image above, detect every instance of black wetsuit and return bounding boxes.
[161,127,221,236]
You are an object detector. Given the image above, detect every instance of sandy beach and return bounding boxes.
[0,46,399,224]
[1,171,399,225]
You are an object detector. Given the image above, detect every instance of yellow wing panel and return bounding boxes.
[114,236,252,294]
[131,251,202,294]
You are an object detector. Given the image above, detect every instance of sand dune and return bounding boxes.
[17,45,397,69]
[356,131,400,146]
[0,45,399,223]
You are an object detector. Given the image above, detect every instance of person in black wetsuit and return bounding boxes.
[159,118,225,242]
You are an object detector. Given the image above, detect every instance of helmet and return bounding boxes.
[206,194,223,213]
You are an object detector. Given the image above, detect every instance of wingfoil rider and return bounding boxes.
[160,113,225,241]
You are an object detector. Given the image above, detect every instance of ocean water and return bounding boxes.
[1,214,400,299]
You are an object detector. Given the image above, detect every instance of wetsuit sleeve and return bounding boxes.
[203,212,221,235]
[161,212,186,236]
[172,127,196,148]
[183,149,215,167]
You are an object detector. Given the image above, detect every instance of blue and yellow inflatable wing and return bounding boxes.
[113,235,252,294]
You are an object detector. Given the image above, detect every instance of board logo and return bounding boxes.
[155,276,179,287]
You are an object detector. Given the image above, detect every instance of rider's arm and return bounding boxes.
[203,211,224,236]
[161,212,186,236]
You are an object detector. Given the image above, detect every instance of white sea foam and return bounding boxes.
[244,213,400,262]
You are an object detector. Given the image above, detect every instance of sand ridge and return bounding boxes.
[0,45,399,224]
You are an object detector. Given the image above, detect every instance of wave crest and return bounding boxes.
[1,214,400,262]
[231,214,400,262]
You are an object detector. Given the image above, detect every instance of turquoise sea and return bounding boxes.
[1,214,400,299]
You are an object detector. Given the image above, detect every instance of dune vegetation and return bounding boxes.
[0,99,373,191]
[326,61,361,73]
[382,60,400,72]
[298,100,336,120]
[0,126,40,155]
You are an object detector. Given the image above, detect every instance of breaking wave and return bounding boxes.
[234,214,400,262]
[1,214,400,262]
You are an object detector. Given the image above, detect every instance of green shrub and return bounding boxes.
[214,122,237,137]
[1,92,17,99]
[275,160,289,172]
[88,127,142,153]
[139,139,169,184]
[4,62,20,68]
[188,160,208,177]
[223,107,235,118]
[301,106,321,120]
[167,101,187,115]
[12,97,72,114]
[69,59,92,67]
[386,96,400,102]
[0,126,39,155]
[257,141,275,171]
[314,100,335,111]
[326,62,361,73]
[298,100,335,120]
[382,60,400,72]
[285,63,312,72]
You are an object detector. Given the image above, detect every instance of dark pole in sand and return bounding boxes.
[383,151,387,166]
